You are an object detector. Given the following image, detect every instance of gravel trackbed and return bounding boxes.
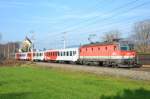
[36,62,150,81]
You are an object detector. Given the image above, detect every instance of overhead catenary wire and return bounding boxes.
[64,0,150,33]
[39,0,150,49]
[46,0,141,37]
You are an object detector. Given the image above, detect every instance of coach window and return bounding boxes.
[56,52,58,56]
[70,51,72,56]
[67,51,69,56]
[59,52,62,56]
[73,51,76,55]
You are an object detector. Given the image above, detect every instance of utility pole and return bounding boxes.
[3,45,5,58]
[7,43,10,59]
[62,32,67,49]
[13,43,16,59]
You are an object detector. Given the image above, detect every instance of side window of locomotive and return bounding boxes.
[114,46,117,51]
[129,44,134,50]
[105,47,107,50]
[92,48,93,51]
[86,48,88,51]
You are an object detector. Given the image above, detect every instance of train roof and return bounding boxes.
[45,47,79,52]
[81,42,119,47]
[81,39,132,47]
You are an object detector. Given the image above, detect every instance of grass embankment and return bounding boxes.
[0,66,149,99]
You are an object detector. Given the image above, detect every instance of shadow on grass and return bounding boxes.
[0,92,33,99]
[100,88,150,99]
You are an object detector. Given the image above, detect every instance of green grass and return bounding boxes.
[0,66,150,99]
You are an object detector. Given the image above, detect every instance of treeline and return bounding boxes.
[133,19,150,54]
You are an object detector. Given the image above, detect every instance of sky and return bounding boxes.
[0,0,150,49]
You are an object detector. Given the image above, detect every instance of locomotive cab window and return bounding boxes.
[120,46,129,51]
[120,44,134,51]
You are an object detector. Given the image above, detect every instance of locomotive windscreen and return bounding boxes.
[119,41,134,51]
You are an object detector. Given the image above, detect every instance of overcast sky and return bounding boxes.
[0,0,150,49]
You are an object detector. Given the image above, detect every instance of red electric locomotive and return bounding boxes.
[79,40,139,67]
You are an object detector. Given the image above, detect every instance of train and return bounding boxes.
[15,40,140,67]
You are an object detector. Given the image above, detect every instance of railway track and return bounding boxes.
[35,61,150,72]
[35,62,150,81]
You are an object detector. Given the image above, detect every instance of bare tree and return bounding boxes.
[133,19,150,53]
[102,30,121,42]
